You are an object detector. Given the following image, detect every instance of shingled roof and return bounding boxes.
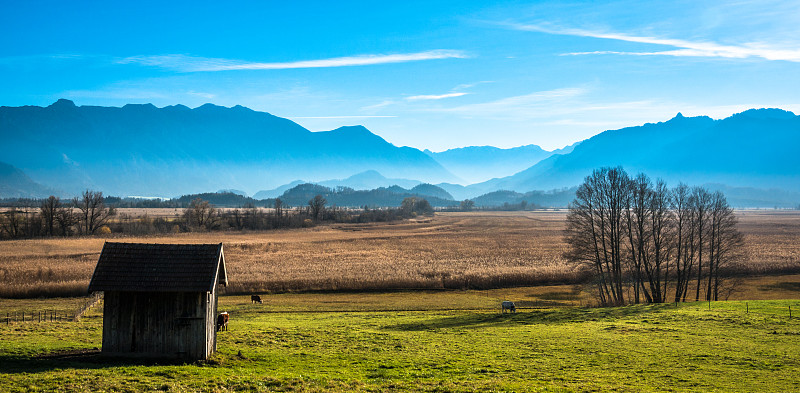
[88,242,227,293]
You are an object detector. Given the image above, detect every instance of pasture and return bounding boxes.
[1,211,799,391]
[2,210,799,298]
[1,292,799,392]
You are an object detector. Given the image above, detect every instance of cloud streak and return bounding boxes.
[431,87,589,120]
[118,50,469,72]
[290,115,397,119]
[508,23,800,62]
[406,92,469,101]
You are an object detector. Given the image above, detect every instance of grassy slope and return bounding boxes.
[1,293,799,392]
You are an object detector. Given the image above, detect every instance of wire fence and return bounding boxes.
[3,292,103,325]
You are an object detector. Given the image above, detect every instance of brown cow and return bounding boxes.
[216,312,229,332]
[251,294,262,304]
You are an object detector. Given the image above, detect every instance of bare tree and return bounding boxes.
[645,179,674,303]
[565,167,629,306]
[40,196,61,236]
[274,197,283,217]
[73,190,116,235]
[706,191,744,300]
[691,187,712,301]
[56,205,78,236]
[671,183,693,302]
[184,198,217,230]
[623,173,651,303]
[308,195,327,221]
[0,208,22,238]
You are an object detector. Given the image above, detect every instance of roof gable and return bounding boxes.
[88,242,227,293]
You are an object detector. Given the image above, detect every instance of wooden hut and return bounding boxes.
[87,242,227,360]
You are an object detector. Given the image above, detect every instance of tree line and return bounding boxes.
[0,190,435,239]
[2,190,116,238]
[564,167,744,305]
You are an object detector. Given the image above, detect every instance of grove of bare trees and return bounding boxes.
[564,167,744,305]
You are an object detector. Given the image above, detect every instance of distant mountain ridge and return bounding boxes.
[0,100,456,197]
[476,109,800,194]
[424,142,579,183]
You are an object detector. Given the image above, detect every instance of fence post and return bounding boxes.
[22,312,25,323]
[746,302,748,314]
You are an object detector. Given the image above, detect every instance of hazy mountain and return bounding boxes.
[317,170,421,190]
[0,161,59,198]
[703,184,800,209]
[424,142,580,184]
[480,109,800,194]
[252,180,307,200]
[471,188,577,208]
[0,100,457,197]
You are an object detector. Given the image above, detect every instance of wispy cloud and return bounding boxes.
[117,50,469,72]
[406,92,469,101]
[432,87,588,119]
[186,90,216,99]
[360,100,396,112]
[507,23,800,62]
[290,115,397,119]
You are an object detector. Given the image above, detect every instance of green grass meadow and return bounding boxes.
[1,291,799,392]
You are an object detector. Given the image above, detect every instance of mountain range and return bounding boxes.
[479,109,800,194]
[1,100,799,208]
[0,99,455,197]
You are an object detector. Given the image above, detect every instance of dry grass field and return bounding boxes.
[1,210,799,298]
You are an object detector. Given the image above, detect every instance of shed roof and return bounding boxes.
[87,242,227,293]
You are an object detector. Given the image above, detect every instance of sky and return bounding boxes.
[2,0,800,151]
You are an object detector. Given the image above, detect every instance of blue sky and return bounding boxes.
[2,0,799,151]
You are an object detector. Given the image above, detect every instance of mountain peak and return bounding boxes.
[734,108,797,120]
[195,103,226,111]
[347,170,386,180]
[48,99,76,109]
[333,125,370,133]
[122,103,157,110]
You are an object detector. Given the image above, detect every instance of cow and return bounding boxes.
[251,294,262,304]
[501,301,516,313]
[216,312,229,332]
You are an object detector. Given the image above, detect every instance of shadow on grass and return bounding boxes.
[759,281,800,292]
[0,348,213,373]
[386,304,673,331]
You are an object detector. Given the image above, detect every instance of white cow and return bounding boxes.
[501,301,516,313]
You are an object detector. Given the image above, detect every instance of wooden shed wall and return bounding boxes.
[102,290,216,360]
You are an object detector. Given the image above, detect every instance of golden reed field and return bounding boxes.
[1,211,799,299]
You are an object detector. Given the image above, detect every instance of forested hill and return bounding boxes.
[277,183,457,208]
